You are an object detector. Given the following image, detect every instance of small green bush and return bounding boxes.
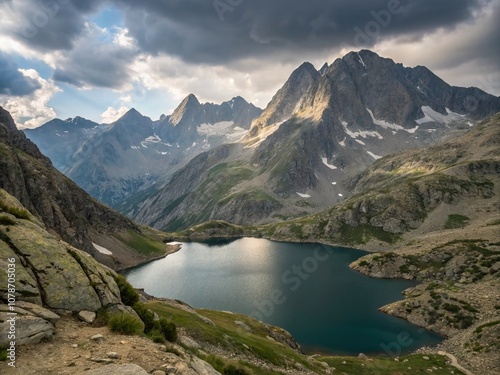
[443,303,460,313]
[149,330,166,343]
[223,364,250,375]
[114,274,139,306]
[444,214,470,229]
[159,318,177,343]
[108,313,143,335]
[133,303,156,333]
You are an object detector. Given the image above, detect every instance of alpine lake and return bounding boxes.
[124,237,442,355]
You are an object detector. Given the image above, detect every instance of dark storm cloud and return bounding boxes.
[4,0,102,51]
[1,0,493,63]
[52,38,137,89]
[114,0,491,64]
[0,52,41,96]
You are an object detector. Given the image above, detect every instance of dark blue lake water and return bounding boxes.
[124,238,441,355]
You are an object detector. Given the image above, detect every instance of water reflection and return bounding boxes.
[125,238,442,355]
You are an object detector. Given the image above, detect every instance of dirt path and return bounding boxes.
[437,351,475,375]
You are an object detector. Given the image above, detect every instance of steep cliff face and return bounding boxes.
[0,107,167,270]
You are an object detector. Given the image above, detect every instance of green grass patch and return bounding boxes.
[146,301,312,369]
[337,224,400,245]
[114,229,165,256]
[108,313,143,335]
[317,354,465,375]
[0,201,31,220]
[444,214,470,229]
[474,320,500,334]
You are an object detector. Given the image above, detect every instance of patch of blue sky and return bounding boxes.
[49,84,122,123]
[90,6,124,29]
[12,56,52,79]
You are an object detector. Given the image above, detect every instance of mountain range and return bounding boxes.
[25,96,261,207]
[24,50,500,231]
[126,50,500,230]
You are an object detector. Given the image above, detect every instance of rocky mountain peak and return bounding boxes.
[0,106,18,132]
[116,108,145,123]
[170,94,202,126]
[248,62,322,135]
[289,62,320,83]
[319,62,329,75]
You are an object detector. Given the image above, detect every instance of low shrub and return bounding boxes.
[108,313,143,335]
[149,330,166,343]
[159,318,177,343]
[114,274,139,306]
[444,214,470,229]
[133,303,156,333]
[223,364,250,375]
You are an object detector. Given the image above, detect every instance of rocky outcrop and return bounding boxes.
[0,190,129,346]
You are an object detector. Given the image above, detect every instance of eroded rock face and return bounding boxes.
[0,190,126,346]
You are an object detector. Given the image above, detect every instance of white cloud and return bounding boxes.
[0,69,61,129]
[113,27,136,49]
[131,54,296,108]
[100,106,129,123]
[364,2,500,96]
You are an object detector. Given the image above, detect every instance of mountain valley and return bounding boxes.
[1,48,499,375]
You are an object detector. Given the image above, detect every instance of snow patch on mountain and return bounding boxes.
[197,121,235,136]
[321,157,338,170]
[367,151,382,160]
[416,106,465,125]
[357,52,366,68]
[367,108,419,133]
[296,192,311,198]
[93,243,113,255]
[145,135,162,143]
[342,120,383,139]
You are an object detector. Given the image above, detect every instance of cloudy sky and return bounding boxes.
[0,0,498,128]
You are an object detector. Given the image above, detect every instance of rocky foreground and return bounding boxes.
[350,218,500,375]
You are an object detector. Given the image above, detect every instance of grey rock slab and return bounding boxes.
[234,320,252,332]
[178,335,202,350]
[0,315,54,346]
[190,356,221,375]
[85,364,150,374]
[15,301,60,324]
[78,310,96,324]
